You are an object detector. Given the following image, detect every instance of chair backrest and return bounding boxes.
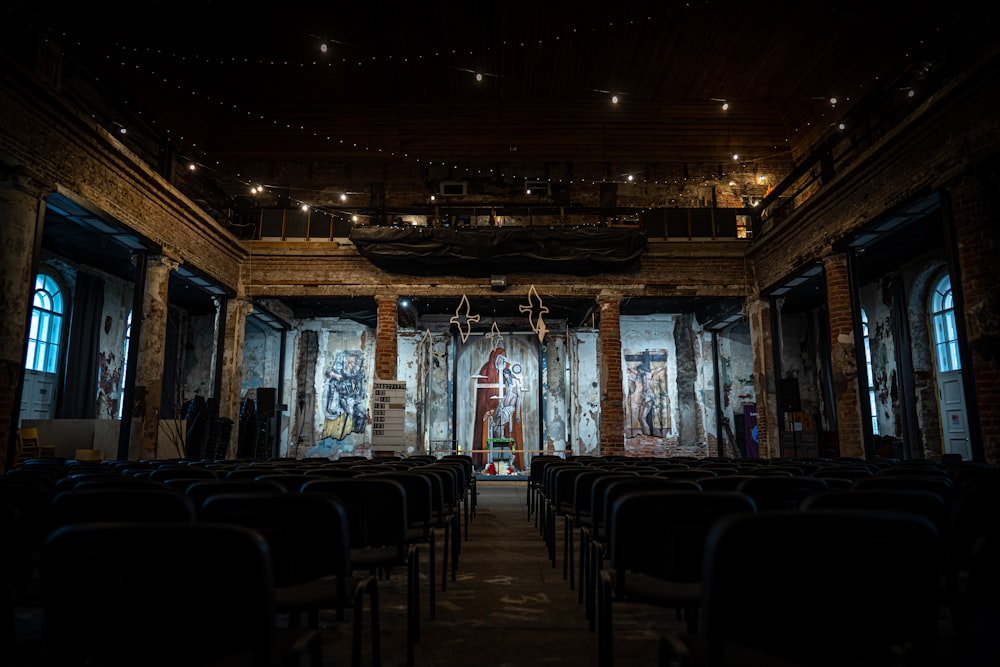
[851,474,954,501]
[41,522,288,666]
[301,477,408,554]
[50,487,197,527]
[148,466,218,482]
[182,479,285,514]
[359,469,434,532]
[597,477,702,541]
[700,509,942,666]
[200,492,352,586]
[801,488,949,532]
[735,474,829,511]
[608,489,756,587]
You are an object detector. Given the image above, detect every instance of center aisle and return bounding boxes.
[322,479,681,667]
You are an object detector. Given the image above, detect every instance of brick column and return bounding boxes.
[597,293,624,457]
[824,252,864,458]
[745,298,776,457]
[375,296,398,380]
[128,254,179,460]
[218,297,252,459]
[948,173,1000,464]
[0,168,45,471]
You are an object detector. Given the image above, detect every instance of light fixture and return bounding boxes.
[319,43,328,53]
[490,275,507,292]
[611,94,619,104]
[732,153,740,161]
[301,204,309,211]
[475,72,483,82]
[188,163,197,171]
[340,193,347,201]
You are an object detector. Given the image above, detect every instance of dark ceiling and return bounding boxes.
[6,1,969,326]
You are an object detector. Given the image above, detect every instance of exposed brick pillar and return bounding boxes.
[948,173,1000,464]
[0,168,45,472]
[597,293,624,457]
[745,298,776,457]
[375,296,398,380]
[824,253,864,458]
[218,297,251,459]
[129,254,178,460]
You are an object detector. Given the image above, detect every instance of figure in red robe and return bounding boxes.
[473,347,507,470]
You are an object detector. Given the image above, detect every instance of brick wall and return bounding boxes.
[949,172,1000,464]
[824,253,864,457]
[375,297,398,380]
[598,297,624,456]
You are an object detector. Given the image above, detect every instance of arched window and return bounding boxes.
[861,308,879,435]
[930,273,960,372]
[26,271,65,374]
[118,310,132,419]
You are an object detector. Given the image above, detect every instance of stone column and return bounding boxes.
[0,168,46,471]
[129,254,179,460]
[824,252,864,458]
[545,334,568,456]
[218,297,252,459]
[597,292,624,457]
[745,298,777,457]
[948,172,1000,464]
[375,296,398,380]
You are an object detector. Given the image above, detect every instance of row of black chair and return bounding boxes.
[3,452,480,667]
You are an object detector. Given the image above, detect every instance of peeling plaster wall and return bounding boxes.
[776,310,824,429]
[96,271,132,420]
[716,321,755,454]
[861,283,898,437]
[545,334,568,456]
[180,313,215,407]
[568,330,600,456]
[241,320,282,397]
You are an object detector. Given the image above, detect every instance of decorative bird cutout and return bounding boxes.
[486,321,504,350]
[519,285,549,342]
[450,294,480,343]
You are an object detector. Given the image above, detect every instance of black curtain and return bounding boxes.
[58,272,104,418]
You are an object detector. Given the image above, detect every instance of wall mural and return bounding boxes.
[624,349,671,440]
[457,334,538,474]
[321,349,368,440]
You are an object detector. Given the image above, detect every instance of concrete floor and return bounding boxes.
[315,479,680,667]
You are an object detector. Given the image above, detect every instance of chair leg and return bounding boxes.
[428,531,437,620]
[597,571,613,667]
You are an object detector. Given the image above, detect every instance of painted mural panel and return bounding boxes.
[289,320,375,459]
[455,333,538,473]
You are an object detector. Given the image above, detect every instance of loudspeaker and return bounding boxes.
[256,387,277,416]
[779,377,801,413]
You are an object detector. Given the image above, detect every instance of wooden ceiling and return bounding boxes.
[19,1,959,181]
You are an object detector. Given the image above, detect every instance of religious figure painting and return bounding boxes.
[469,343,530,473]
[624,349,671,439]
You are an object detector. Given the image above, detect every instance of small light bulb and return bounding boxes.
[320,43,328,53]
[721,102,729,111]
[301,204,309,211]
[475,73,483,82]
[732,153,739,161]
[340,193,347,201]
[611,94,619,104]
[188,163,196,171]
[830,97,838,105]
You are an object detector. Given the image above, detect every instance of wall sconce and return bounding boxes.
[490,275,507,292]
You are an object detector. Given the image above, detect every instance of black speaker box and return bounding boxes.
[256,387,277,416]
